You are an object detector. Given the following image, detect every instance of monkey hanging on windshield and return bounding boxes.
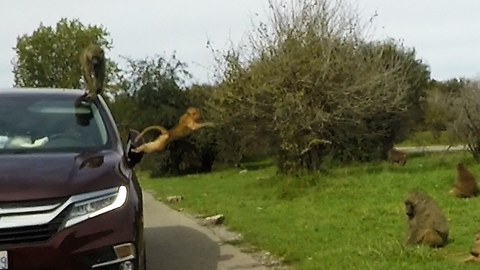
[80,44,106,101]
[132,107,215,154]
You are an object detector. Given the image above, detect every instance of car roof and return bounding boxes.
[0,87,86,97]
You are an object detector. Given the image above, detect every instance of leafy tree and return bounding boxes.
[207,0,431,175]
[118,54,191,132]
[11,18,120,92]
[185,83,265,168]
[111,54,217,176]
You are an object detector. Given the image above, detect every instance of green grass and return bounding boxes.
[140,152,480,270]
[397,131,458,147]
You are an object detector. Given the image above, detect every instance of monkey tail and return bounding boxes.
[135,125,169,142]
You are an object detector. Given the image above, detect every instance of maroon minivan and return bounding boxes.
[0,87,147,269]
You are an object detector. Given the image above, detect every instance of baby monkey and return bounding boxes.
[132,107,214,154]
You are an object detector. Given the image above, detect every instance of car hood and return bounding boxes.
[0,150,127,201]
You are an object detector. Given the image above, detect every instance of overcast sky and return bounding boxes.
[1,0,479,87]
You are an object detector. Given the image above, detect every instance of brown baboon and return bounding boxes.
[387,148,407,165]
[450,163,479,198]
[465,232,480,262]
[80,44,106,100]
[132,107,214,154]
[403,191,449,248]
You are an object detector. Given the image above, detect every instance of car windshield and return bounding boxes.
[0,93,110,154]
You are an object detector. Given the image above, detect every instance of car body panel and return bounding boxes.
[0,150,127,201]
[0,87,146,269]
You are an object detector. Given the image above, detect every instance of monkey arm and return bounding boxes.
[404,228,420,245]
[432,216,449,236]
[189,121,215,131]
[81,66,93,92]
[404,221,427,246]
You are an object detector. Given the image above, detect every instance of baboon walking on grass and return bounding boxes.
[387,148,407,165]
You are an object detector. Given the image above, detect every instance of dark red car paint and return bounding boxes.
[0,87,146,269]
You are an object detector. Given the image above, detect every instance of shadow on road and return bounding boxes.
[146,225,226,270]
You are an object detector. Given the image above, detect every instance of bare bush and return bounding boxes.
[446,79,480,159]
[207,0,429,174]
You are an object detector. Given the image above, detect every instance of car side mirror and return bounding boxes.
[125,129,145,168]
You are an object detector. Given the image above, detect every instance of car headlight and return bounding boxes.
[63,185,128,229]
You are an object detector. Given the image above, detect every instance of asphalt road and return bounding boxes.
[143,191,269,270]
[396,144,467,153]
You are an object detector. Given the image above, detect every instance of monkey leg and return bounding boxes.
[404,230,423,246]
[82,68,95,93]
[132,134,170,154]
[131,145,145,154]
[92,63,105,90]
[132,143,156,154]
[450,187,465,198]
[422,230,447,248]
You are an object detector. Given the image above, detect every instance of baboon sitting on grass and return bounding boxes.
[450,163,479,198]
[403,191,449,248]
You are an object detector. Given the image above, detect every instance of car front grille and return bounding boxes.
[0,205,71,246]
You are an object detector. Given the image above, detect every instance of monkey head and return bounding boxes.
[465,232,480,262]
[186,107,201,121]
[403,191,428,218]
[404,200,415,218]
[89,55,100,64]
[457,162,466,170]
[88,54,104,71]
[85,45,104,61]
[472,233,480,256]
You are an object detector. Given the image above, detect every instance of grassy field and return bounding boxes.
[140,151,480,270]
[397,131,458,147]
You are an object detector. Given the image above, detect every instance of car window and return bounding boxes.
[0,94,111,153]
